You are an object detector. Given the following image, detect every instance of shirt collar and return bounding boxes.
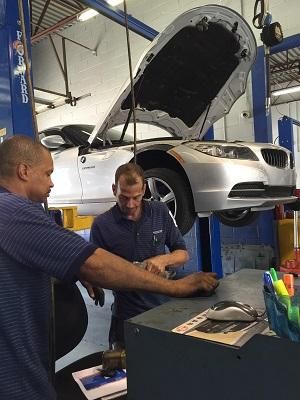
[112,200,151,223]
[0,187,10,194]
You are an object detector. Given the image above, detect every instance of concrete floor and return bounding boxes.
[55,285,113,371]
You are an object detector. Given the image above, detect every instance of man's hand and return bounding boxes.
[143,255,168,275]
[81,280,105,306]
[173,272,219,297]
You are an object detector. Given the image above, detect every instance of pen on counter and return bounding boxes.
[273,279,289,296]
[283,274,295,297]
[273,279,291,308]
[269,268,278,282]
[263,271,275,294]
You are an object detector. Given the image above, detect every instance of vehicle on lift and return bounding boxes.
[40,5,296,234]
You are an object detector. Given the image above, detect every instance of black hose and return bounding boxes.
[123,0,137,163]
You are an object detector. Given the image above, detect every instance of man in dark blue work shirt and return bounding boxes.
[90,163,190,349]
[0,136,218,400]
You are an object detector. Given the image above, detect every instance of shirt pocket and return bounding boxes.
[152,231,165,255]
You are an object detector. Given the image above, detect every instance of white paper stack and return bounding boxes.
[72,364,127,400]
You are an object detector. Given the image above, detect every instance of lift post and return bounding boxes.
[0,0,34,139]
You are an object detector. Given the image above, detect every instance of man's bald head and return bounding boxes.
[0,135,54,202]
[0,136,49,180]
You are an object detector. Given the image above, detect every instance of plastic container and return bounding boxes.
[277,219,300,264]
[263,289,300,342]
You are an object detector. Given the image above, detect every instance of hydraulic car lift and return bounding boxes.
[0,0,34,139]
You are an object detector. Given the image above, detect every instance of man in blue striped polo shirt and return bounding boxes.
[0,136,218,400]
[90,163,203,349]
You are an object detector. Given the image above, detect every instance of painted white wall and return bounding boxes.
[32,0,300,143]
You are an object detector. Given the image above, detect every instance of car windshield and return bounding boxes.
[106,123,174,144]
[41,123,175,149]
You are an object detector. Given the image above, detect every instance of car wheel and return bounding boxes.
[144,168,195,235]
[214,209,259,227]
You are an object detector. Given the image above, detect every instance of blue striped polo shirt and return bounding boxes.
[90,201,187,320]
[0,188,97,400]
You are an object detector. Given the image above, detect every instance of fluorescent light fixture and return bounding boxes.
[78,8,99,22]
[272,85,300,97]
[107,0,123,5]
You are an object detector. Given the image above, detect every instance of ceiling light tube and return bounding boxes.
[78,8,99,22]
[272,86,300,97]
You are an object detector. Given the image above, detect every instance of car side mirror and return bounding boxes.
[41,135,66,149]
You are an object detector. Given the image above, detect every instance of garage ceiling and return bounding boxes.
[30,2,300,109]
[30,0,87,43]
[270,47,300,105]
[30,0,93,113]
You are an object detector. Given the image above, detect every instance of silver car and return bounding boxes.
[41,5,296,234]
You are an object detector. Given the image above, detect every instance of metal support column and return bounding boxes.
[80,0,158,41]
[209,215,223,277]
[0,0,35,139]
[197,215,223,278]
[203,126,214,141]
[196,125,223,277]
[278,116,294,152]
[252,46,273,143]
[203,125,223,277]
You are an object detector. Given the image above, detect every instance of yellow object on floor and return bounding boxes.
[50,206,94,231]
[277,219,300,264]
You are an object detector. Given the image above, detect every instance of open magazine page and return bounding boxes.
[72,365,127,400]
[172,309,267,346]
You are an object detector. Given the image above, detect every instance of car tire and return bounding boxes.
[214,209,259,227]
[144,168,195,235]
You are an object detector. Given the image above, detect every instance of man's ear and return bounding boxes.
[17,163,30,181]
[112,183,116,196]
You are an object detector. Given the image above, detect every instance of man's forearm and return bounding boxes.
[79,248,178,296]
[161,249,189,268]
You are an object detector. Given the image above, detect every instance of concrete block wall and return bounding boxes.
[33,0,300,141]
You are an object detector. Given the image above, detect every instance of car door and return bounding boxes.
[50,147,83,205]
[79,145,133,208]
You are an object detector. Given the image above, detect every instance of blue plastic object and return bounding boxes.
[263,290,300,342]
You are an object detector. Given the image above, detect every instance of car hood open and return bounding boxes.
[89,5,256,144]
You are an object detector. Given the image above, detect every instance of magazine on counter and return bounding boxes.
[172,309,267,346]
[72,364,127,400]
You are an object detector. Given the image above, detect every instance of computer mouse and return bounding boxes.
[206,301,258,322]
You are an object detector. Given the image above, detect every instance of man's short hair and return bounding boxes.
[115,163,145,186]
[0,135,48,179]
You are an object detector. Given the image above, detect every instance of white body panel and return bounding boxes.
[49,148,82,204]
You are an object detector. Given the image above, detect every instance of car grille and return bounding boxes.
[261,149,288,168]
[229,182,295,198]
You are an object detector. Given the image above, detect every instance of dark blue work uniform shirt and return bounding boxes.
[90,201,187,320]
[0,188,97,400]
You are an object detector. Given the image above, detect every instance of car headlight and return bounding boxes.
[185,143,258,160]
